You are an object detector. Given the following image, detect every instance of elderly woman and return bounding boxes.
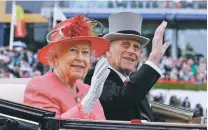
[24,14,110,120]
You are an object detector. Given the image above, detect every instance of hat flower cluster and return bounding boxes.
[60,14,91,38]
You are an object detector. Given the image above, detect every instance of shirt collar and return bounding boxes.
[109,65,129,82]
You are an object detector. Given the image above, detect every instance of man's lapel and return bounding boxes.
[141,97,154,121]
[108,68,125,86]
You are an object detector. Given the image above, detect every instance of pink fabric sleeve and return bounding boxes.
[24,79,98,120]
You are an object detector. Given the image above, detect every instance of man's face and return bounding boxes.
[107,39,141,75]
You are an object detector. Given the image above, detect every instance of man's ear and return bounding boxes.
[106,48,112,58]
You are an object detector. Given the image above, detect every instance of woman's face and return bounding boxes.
[55,40,92,82]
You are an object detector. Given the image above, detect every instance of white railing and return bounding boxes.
[0,78,31,103]
[0,78,31,84]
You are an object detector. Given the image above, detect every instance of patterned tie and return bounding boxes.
[124,79,129,86]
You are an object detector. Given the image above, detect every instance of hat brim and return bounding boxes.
[38,36,110,65]
[103,33,150,47]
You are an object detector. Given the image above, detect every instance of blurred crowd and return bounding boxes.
[61,0,207,9]
[159,56,207,84]
[137,53,207,84]
[106,0,207,9]
[0,46,43,78]
[153,94,205,116]
[0,45,207,85]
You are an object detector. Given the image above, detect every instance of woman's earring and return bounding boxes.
[55,62,58,66]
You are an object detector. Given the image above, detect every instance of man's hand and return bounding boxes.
[148,21,170,66]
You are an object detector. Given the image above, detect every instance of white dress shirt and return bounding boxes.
[109,60,162,82]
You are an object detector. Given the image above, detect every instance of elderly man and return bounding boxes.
[84,12,169,121]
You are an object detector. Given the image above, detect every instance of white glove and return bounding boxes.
[81,57,110,114]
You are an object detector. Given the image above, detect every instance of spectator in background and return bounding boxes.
[33,70,41,77]
[175,1,182,8]
[170,68,178,80]
[169,95,181,107]
[189,58,197,76]
[165,72,171,80]
[153,93,164,104]
[198,57,206,73]
[194,104,204,116]
[182,97,191,109]
[179,62,193,81]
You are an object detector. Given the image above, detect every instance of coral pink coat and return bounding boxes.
[24,71,106,120]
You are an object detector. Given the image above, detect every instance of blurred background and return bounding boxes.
[0,0,207,118]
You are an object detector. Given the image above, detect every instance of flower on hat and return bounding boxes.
[46,14,104,43]
[61,14,91,38]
